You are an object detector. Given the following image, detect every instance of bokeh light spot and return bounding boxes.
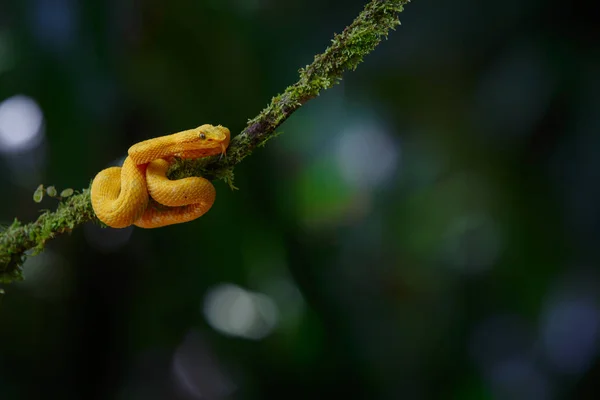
[441,212,501,273]
[541,297,600,375]
[335,121,399,191]
[32,0,77,52]
[0,95,44,153]
[203,283,278,340]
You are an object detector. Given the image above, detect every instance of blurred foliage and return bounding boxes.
[1,0,600,399]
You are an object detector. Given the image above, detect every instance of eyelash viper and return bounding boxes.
[90,124,230,229]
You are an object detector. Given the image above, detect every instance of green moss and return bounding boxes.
[46,186,57,197]
[0,188,97,283]
[60,188,74,198]
[33,184,44,203]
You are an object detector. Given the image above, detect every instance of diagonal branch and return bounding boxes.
[0,0,411,284]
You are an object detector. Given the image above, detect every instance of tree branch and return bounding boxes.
[0,0,411,283]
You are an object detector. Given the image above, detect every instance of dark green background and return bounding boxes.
[1,0,599,399]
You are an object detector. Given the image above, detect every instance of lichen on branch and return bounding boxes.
[0,0,411,284]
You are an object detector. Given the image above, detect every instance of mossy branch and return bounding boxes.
[0,0,411,284]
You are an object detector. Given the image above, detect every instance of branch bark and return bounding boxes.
[0,0,411,283]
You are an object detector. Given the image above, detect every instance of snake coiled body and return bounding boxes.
[91,124,230,229]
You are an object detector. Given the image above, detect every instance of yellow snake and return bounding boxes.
[91,124,230,229]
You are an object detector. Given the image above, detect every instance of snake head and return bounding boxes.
[128,124,231,164]
[192,124,231,157]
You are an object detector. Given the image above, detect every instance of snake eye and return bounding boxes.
[199,133,206,139]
